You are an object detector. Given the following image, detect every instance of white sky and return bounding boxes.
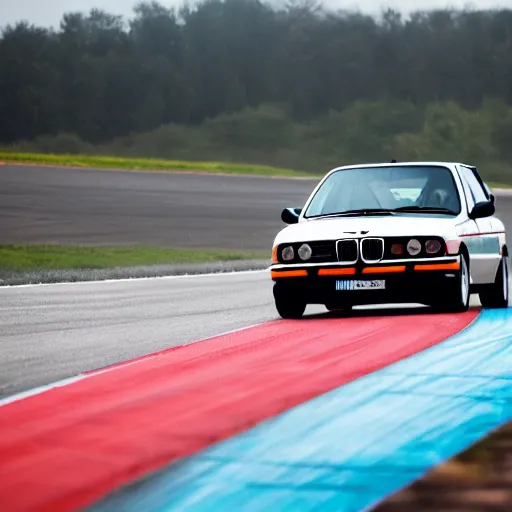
[1,0,511,28]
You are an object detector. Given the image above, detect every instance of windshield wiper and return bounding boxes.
[392,206,457,215]
[311,208,395,219]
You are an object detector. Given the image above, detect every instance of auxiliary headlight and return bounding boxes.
[281,245,295,261]
[391,243,404,255]
[407,238,422,256]
[298,243,313,261]
[425,239,442,254]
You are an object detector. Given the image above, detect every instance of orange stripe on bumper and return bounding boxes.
[362,266,406,274]
[414,261,460,271]
[271,270,308,279]
[318,268,356,276]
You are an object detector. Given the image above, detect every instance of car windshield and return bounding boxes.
[304,165,461,218]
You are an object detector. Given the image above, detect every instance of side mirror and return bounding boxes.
[281,207,302,224]
[469,201,495,220]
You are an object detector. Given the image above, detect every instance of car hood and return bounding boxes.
[274,214,458,245]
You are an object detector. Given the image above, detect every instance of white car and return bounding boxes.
[270,161,509,318]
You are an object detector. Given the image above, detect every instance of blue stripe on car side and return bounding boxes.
[89,308,512,512]
[465,235,500,254]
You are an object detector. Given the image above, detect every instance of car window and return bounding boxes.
[459,166,489,204]
[457,170,476,211]
[304,165,461,217]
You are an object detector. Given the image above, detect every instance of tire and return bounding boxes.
[434,253,470,313]
[273,286,306,319]
[479,255,509,309]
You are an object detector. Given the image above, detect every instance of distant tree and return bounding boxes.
[1,2,512,147]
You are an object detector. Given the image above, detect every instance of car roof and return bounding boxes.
[328,161,469,173]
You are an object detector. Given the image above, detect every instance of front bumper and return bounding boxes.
[270,257,461,306]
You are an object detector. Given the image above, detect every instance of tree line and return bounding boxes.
[1,0,512,147]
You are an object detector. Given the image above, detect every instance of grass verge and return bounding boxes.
[490,182,512,189]
[374,421,512,510]
[0,245,268,271]
[0,151,316,178]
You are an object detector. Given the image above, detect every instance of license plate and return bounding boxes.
[335,280,385,291]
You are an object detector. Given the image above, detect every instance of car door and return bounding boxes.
[457,165,501,284]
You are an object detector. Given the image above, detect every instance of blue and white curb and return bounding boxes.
[90,308,512,512]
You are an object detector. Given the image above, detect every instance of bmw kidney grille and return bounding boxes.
[361,238,384,263]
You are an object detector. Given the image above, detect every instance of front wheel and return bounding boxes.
[273,286,306,319]
[433,253,470,313]
[479,256,509,309]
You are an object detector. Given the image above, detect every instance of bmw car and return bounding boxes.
[270,162,509,318]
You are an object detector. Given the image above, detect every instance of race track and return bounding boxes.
[0,271,440,399]
[1,164,511,398]
[0,165,314,250]
[2,165,512,511]
[0,270,488,400]
[2,282,512,512]
[0,271,276,398]
[3,164,512,250]
[1,164,512,397]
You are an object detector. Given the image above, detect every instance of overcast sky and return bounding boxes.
[1,0,512,28]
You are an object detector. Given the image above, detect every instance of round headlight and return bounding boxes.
[407,239,422,256]
[425,239,442,254]
[298,243,312,261]
[281,245,295,261]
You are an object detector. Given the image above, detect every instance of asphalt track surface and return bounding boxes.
[0,272,486,400]
[0,165,314,250]
[1,164,512,398]
[0,271,273,398]
[2,165,512,251]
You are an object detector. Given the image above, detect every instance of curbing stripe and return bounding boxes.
[87,307,512,512]
[0,310,476,512]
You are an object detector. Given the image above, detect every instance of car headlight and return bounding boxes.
[298,243,312,261]
[407,239,422,256]
[281,245,295,261]
[425,239,442,254]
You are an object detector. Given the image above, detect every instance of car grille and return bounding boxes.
[361,238,384,262]
[336,239,358,262]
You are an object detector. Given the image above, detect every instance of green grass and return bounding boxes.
[489,182,512,189]
[0,245,268,271]
[0,151,316,178]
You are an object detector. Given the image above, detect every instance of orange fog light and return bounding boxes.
[271,270,308,279]
[318,268,356,276]
[362,266,406,274]
[391,244,404,255]
[414,262,460,271]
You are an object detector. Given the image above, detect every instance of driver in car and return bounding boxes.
[416,171,460,213]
